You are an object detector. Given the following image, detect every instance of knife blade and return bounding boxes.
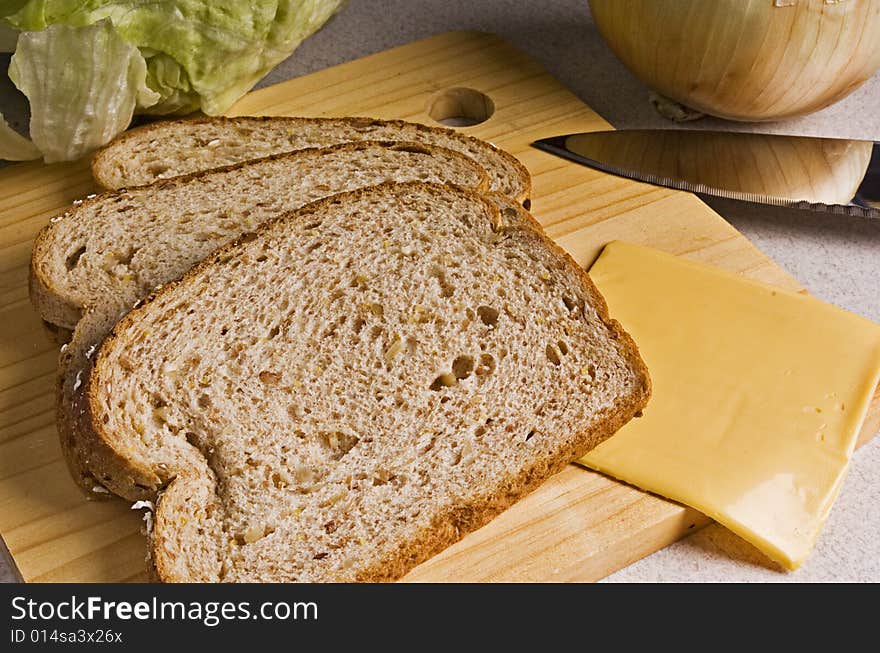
[532,129,880,220]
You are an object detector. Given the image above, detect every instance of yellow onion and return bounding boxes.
[588,0,880,121]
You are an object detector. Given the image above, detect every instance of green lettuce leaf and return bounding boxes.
[142,52,201,116]
[0,111,39,160]
[3,1,345,115]
[9,19,160,162]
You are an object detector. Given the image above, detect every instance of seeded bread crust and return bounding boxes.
[91,115,532,204]
[60,308,161,499]
[72,182,649,582]
[32,141,489,335]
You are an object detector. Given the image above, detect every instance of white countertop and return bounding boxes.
[1,0,877,583]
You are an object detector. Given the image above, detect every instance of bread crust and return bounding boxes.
[75,182,648,582]
[90,115,532,204]
[29,239,83,334]
[59,310,166,500]
[32,140,489,333]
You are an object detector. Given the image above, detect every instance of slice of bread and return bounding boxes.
[31,141,488,334]
[91,116,532,203]
[56,193,534,499]
[73,182,650,581]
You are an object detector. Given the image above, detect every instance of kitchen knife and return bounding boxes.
[532,129,879,219]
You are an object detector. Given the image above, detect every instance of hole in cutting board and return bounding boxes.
[427,88,494,127]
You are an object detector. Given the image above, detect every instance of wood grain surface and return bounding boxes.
[0,31,876,583]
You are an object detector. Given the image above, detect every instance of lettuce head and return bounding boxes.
[0,1,345,161]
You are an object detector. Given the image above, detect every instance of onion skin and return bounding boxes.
[588,0,880,121]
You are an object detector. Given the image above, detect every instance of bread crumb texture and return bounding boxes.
[35,142,486,332]
[89,183,647,582]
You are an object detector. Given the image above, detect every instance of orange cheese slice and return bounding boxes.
[582,241,880,570]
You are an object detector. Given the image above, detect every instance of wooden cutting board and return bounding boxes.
[1,31,877,583]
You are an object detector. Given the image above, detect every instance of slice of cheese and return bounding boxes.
[582,241,880,570]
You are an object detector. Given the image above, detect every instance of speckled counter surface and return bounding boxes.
[1,0,878,583]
